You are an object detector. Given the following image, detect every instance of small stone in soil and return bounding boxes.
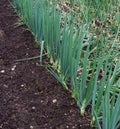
[11,65,16,71]
[64,113,67,116]
[41,100,44,103]
[72,126,76,129]
[34,92,39,95]
[0,70,5,73]
[31,106,36,110]
[3,84,8,88]
[30,125,34,129]
[52,99,57,103]
[21,84,24,87]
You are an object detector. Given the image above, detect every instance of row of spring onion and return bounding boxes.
[11,0,120,128]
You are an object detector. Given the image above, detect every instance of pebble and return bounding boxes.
[0,70,5,73]
[30,125,34,129]
[52,99,57,103]
[11,65,16,71]
[72,126,76,129]
[41,100,44,103]
[31,106,36,110]
[3,84,8,88]
[34,92,39,95]
[21,84,24,87]
[64,113,67,116]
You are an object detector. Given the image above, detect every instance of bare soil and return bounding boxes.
[0,0,93,129]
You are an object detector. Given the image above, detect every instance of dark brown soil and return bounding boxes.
[0,1,93,129]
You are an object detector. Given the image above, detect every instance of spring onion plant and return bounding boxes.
[92,63,120,129]
[11,0,120,128]
[49,20,88,90]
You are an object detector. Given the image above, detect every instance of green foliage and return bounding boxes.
[11,0,120,128]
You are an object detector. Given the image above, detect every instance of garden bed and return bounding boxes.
[0,0,93,129]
